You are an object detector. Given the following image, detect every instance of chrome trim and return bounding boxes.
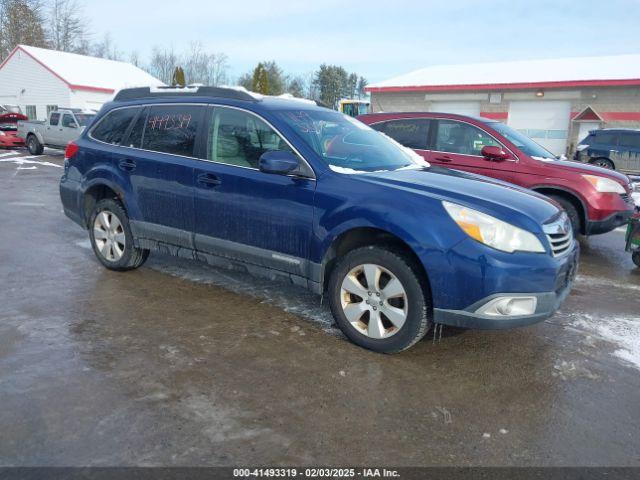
[543,213,574,257]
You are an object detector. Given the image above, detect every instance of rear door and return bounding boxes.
[371,118,431,162]
[429,119,506,177]
[193,105,316,276]
[117,104,206,247]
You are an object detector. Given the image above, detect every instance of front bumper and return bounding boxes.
[586,208,634,235]
[427,239,579,330]
[0,135,25,147]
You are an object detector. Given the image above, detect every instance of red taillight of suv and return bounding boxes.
[65,141,79,160]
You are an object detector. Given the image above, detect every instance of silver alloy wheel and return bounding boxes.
[93,210,126,262]
[340,263,408,339]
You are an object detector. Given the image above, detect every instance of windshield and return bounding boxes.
[489,122,557,159]
[74,114,95,126]
[276,109,422,172]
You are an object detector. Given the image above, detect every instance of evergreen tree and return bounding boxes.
[252,62,270,95]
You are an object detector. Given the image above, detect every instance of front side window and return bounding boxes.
[593,132,618,145]
[374,119,430,150]
[142,105,203,157]
[207,107,294,168]
[49,112,60,126]
[62,114,76,127]
[91,108,138,145]
[435,120,501,156]
[276,109,422,172]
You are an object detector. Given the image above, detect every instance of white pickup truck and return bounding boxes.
[17,108,95,155]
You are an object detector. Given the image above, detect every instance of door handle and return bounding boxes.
[197,173,221,187]
[435,156,452,163]
[118,159,136,172]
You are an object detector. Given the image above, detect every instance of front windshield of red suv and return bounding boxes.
[489,121,558,160]
[277,109,425,172]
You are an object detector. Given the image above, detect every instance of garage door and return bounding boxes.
[507,101,571,156]
[430,101,480,116]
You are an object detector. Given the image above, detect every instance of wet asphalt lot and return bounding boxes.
[0,150,639,467]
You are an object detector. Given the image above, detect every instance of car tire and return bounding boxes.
[27,135,44,155]
[328,246,431,353]
[590,157,614,170]
[89,198,149,271]
[548,195,581,237]
[633,251,640,268]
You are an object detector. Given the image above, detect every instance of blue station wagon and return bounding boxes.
[60,86,579,353]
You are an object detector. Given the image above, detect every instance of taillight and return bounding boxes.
[65,141,79,159]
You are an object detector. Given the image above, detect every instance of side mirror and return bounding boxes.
[68,122,78,129]
[259,150,299,175]
[481,145,511,161]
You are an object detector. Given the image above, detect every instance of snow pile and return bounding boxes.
[570,312,640,371]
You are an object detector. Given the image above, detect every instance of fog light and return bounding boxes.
[476,296,537,317]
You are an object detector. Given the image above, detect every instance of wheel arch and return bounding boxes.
[319,226,432,301]
[531,185,588,234]
[589,156,616,170]
[81,180,128,228]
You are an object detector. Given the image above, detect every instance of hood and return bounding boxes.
[541,159,630,185]
[349,166,561,232]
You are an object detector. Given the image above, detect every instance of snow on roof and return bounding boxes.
[368,54,640,91]
[14,45,164,93]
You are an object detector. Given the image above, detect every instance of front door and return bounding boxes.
[193,105,316,277]
[46,112,62,146]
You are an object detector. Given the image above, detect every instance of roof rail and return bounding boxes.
[113,86,258,102]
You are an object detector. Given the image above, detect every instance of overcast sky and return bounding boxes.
[84,0,640,84]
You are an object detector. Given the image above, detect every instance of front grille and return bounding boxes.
[547,231,573,256]
[543,213,574,257]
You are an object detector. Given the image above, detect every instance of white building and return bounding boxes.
[0,45,164,120]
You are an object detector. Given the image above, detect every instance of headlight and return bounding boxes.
[443,201,546,253]
[0,131,5,136]
[582,174,625,194]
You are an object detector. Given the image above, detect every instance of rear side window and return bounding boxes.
[125,109,147,148]
[593,132,618,145]
[49,113,60,126]
[619,133,640,149]
[91,108,138,145]
[142,105,203,157]
[374,119,430,150]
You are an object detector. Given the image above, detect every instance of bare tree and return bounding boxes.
[92,32,121,60]
[0,0,47,61]
[47,0,87,52]
[147,45,178,84]
[182,41,228,86]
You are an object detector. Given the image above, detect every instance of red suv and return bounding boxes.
[359,112,634,235]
